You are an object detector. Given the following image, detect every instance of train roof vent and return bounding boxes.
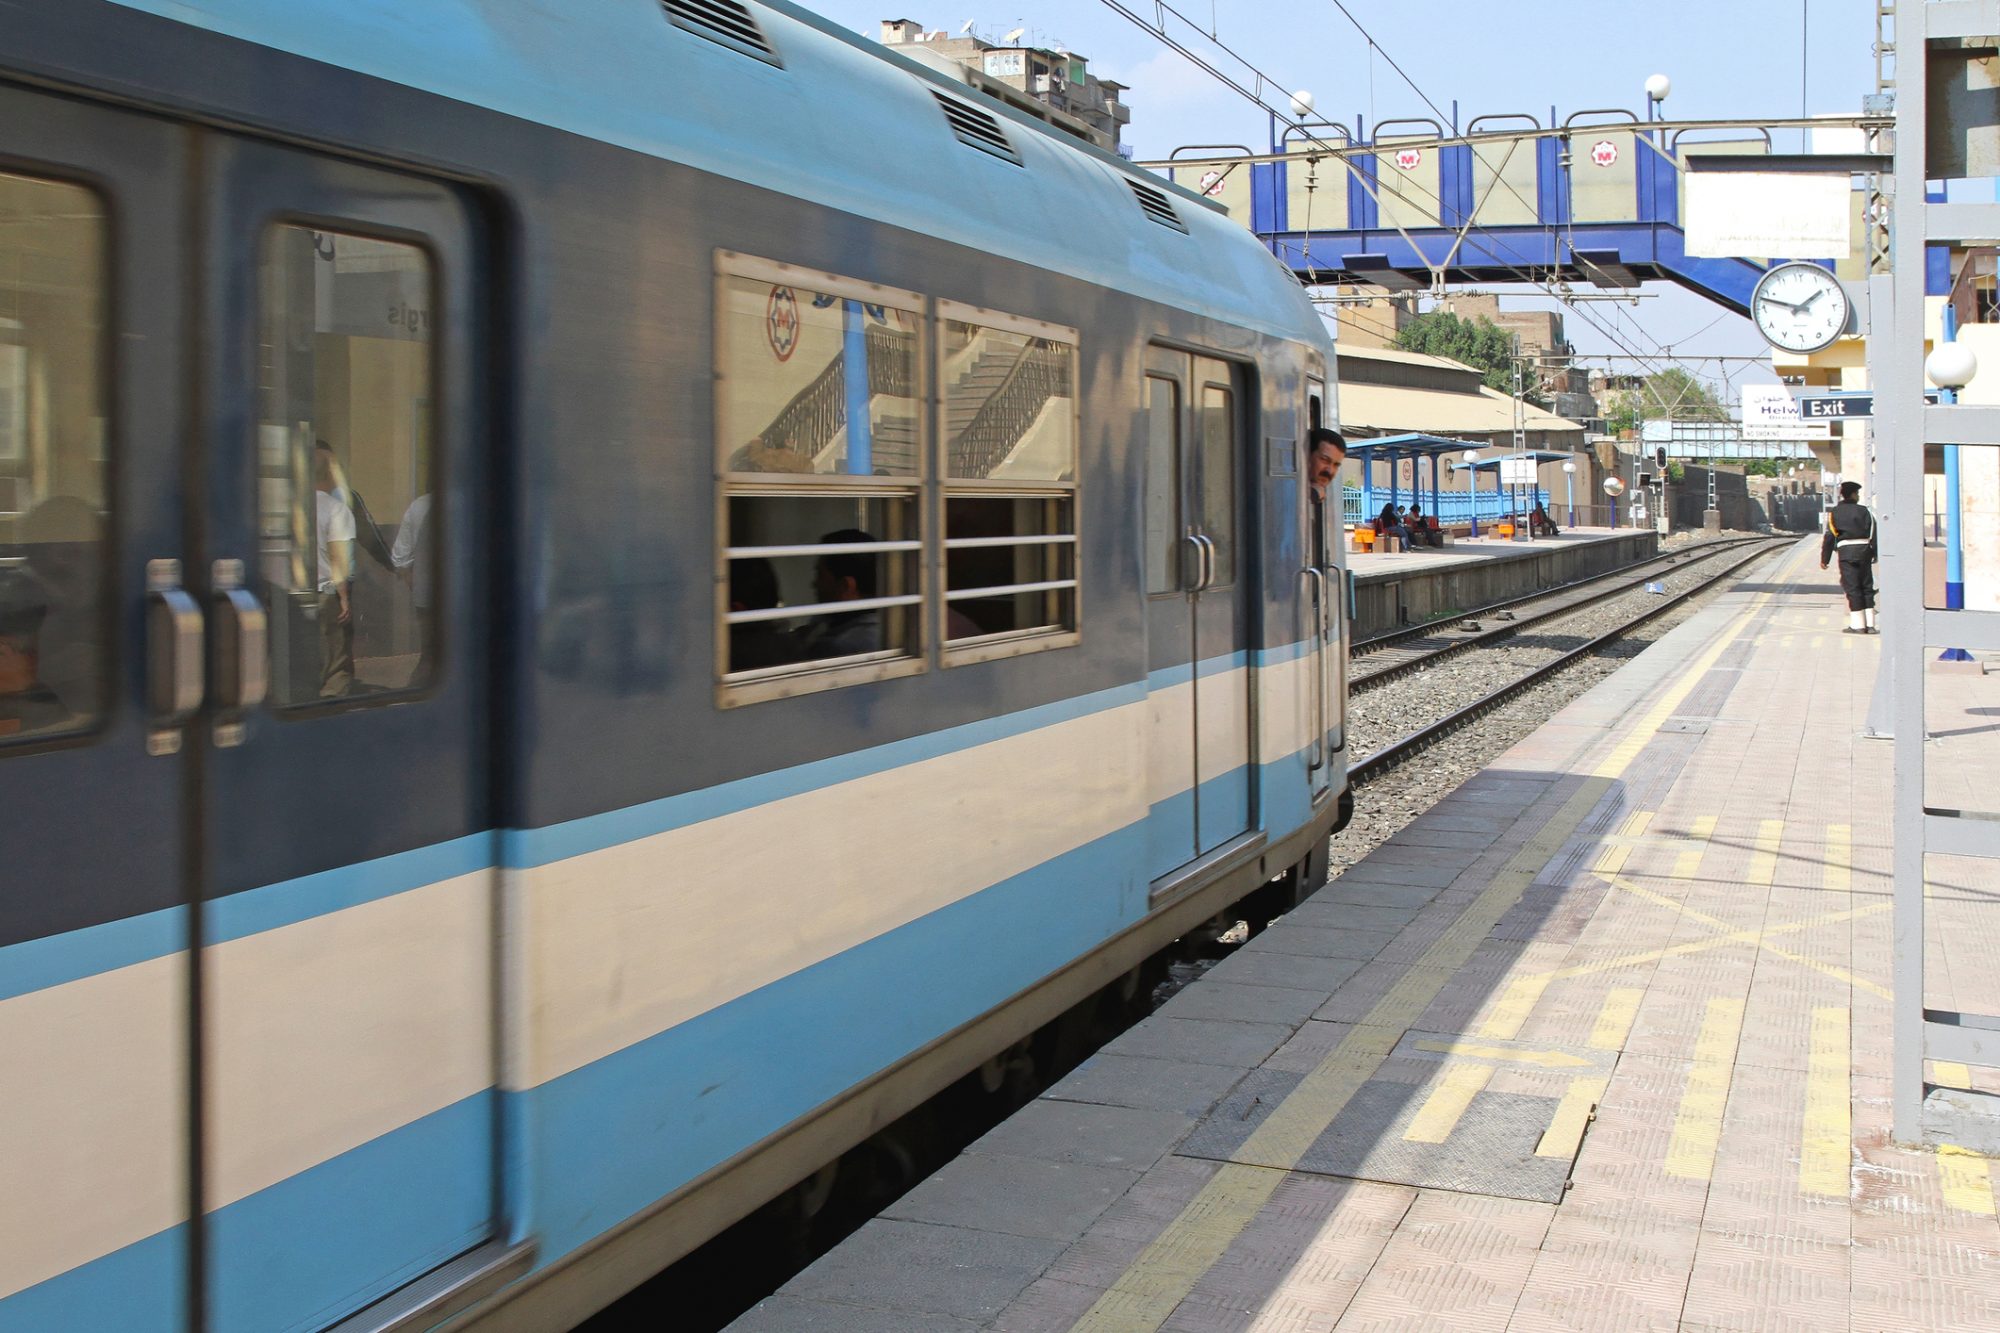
[1128,178,1189,234]
[931,91,1022,166]
[661,0,781,66]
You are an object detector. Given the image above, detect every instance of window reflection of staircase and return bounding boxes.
[739,326,915,474]
[948,341,1069,479]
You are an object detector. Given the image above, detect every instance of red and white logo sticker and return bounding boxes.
[766,286,799,362]
[1590,139,1620,168]
[1394,147,1422,171]
[1199,169,1226,197]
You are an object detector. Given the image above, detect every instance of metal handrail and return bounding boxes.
[943,577,1077,602]
[725,592,922,624]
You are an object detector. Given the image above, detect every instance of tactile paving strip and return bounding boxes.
[1178,1033,1615,1205]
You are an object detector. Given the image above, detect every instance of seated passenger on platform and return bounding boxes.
[1375,501,1412,548]
[1407,502,1439,546]
[793,529,883,660]
[1530,502,1560,536]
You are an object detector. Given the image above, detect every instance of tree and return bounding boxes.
[1394,312,1526,397]
[1634,367,1728,423]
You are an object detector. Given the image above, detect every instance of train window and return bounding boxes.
[716,256,926,701]
[1200,384,1236,587]
[1144,375,1180,595]
[940,309,1078,660]
[257,225,437,708]
[0,173,109,745]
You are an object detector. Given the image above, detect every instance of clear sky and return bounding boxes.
[801,1,1882,399]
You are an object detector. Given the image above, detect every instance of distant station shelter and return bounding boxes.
[1335,345,1587,526]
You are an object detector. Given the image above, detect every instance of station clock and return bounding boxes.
[1751,262,1850,354]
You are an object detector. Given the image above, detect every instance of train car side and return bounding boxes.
[0,1,1349,1328]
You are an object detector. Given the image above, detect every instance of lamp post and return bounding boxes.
[1645,73,1671,121]
[1603,475,1625,529]
[1926,335,1977,662]
[1562,460,1577,528]
[1462,448,1481,537]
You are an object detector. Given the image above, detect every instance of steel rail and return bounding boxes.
[1351,538,1777,693]
[1349,540,1787,784]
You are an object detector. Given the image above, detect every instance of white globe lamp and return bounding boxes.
[1927,342,1978,390]
[1289,89,1315,121]
[1645,73,1671,104]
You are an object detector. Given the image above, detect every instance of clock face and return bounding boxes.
[1752,263,1849,353]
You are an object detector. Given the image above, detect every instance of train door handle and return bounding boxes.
[145,558,203,755]
[210,558,268,723]
[1193,533,1216,591]
[1301,566,1327,773]
[1181,531,1203,592]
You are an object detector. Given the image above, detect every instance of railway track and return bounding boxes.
[1350,535,1773,694]
[1351,537,1788,784]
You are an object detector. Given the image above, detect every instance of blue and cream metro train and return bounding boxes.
[0,1,1350,1328]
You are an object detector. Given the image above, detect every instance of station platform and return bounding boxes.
[1349,527,1660,640]
[731,537,2000,1332]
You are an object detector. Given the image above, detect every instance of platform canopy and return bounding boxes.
[1464,450,1573,471]
[1347,433,1491,516]
[1343,432,1489,463]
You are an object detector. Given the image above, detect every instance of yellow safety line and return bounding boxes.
[1665,997,1745,1181]
[1939,1145,1997,1215]
[1935,1062,1973,1089]
[1475,975,1550,1041]
[1536,1075,1608,1159]
[1670,814,1717,879]
[1747,819,1784,886]
[1404,1062,1493,1143]
[1600,876,1893,1000]
[1824,825,1851,894]
[1590,988,1644,1051]
[1800,1006,1851,1197]
[1412,1039,1593,1069]
[1593,843,1632,877]
[1621,810,1654,838]
[1068,568,1779,1333]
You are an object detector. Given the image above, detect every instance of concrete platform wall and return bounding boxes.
[1351,531,1659,638]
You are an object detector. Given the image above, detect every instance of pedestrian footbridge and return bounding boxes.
[1152,114,1881,314]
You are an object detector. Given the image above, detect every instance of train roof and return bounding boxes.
[102,0,1331,349]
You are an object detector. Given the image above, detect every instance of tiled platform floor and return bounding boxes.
[731,538,2000,1333]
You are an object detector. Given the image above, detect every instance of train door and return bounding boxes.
[1142,348,1252,891]
[0,89,194,1331]
[193,137,509,1331]
[1304,373,1338,803]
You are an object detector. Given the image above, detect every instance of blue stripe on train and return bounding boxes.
[0,1226,184,1333]
[511,820,1148,1265]
[0,904,184,1004]
[209,1095,493,1333]
[509,748,1324,1270]
[0,645,1309,1001]
[0,750,1332,1325]
[0,1099,493,1333]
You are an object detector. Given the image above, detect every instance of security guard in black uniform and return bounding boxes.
[1819,480,1878,634]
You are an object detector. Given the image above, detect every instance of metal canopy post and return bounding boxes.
[1888,1,2000,1149]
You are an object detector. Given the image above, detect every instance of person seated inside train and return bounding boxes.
[793,529,883,660]
[1375,501,1412,548]
[727,556,790,671]
[0,567,70,740]
[1531,502,1560,536]
[19,494,103,721]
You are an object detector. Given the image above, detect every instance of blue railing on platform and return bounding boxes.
[1341,485,1548,527]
